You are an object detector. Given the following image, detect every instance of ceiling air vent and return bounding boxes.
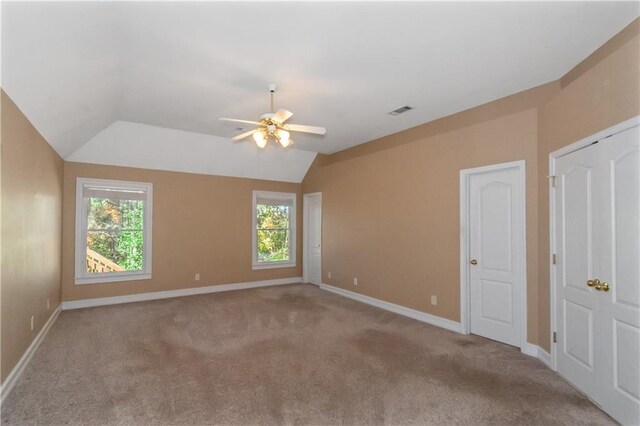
[388,106,414,116]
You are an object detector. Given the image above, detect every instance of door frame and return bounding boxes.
[548,115,640,371]
[459,160,527,350]
[303,192,322,284]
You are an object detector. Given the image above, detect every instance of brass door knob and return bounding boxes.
[587,279,610,292]
[470,259,478,265]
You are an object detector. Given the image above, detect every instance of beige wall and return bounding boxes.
[1,91,64,382]
[303,105,544,343]
[62,162,302,301]
[303,19,640,349]
[536,19,640,351]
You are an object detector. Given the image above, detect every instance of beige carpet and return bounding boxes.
[2,284,613,425]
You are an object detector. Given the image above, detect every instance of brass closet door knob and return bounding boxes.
[470,259,478,265]
[587,279,611,292]
[596,282,610,292]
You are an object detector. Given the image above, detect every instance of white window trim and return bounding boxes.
[252,190,296,270]
[75,177,153,285]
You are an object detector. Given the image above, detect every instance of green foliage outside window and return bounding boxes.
[87,198,144,271]
[257,204,290,262]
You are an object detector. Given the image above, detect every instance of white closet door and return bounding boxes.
[555,141,604,404]
[598,127,640,426]
[555,125,639,425]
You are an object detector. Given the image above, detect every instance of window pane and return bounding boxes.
[86,197,145,273]
[256,204,289,230]
[257,230,290,262]
[88,198,144,231]
[86,230,144,273]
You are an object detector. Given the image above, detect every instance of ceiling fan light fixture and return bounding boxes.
[278,137,292,148]
[253,130,267,148]
[276,129,290,147]
[221,84,326,149]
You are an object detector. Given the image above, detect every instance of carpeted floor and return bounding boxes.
[2,284,613,425]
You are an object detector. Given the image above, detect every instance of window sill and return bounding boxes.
[75,272,151,285]
[252,262,296,271]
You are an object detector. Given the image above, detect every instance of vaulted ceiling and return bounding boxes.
[2,2,638,182]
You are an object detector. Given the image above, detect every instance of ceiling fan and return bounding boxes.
[219,84,326,148]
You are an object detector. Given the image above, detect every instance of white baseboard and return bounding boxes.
[62,277,303,310]
[522,342,553,368]
[1,305,61,406]
[537,347,553,368]
[521,342,538,357]
[319,283,462,334]
[319,283,557,369]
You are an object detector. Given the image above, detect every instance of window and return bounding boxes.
[252,191,296,269]
[75,178,152,285]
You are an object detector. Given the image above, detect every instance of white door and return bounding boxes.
[468,166,524,347]
[304,193,322,285]
[555,125,639,425]
[555,139,602,399]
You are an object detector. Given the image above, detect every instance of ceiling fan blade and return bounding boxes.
[271,109,293,124]
[219,117,261,125]
[282,123,326,135]
[232,129,257,141]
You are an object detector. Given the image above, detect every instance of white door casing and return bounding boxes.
[460,160,526,349]
[553,122,639,425]
[303,193,322,285]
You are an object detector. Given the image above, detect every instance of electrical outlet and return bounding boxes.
[30,315,34,331]
[195,273,200,281]
[431,295,438,305]
[327,271,332,279]
[354,278,358,286]
[47,297,50,311]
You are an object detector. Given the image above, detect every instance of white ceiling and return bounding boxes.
[66,121,317,183]
[2,2,638,182]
